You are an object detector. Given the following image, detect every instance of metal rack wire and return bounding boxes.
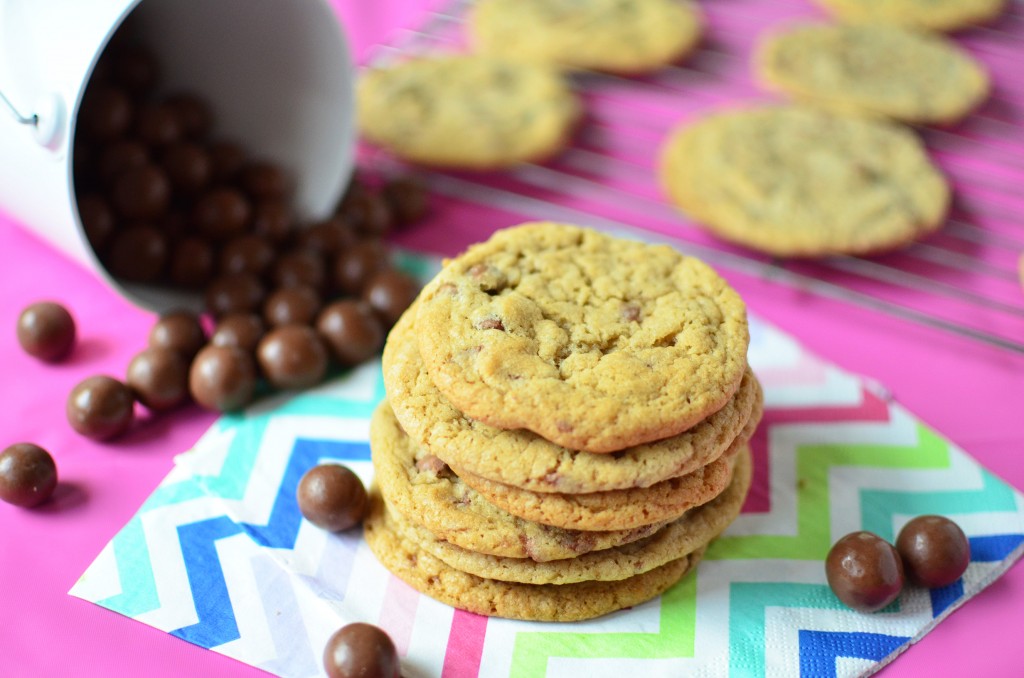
[366,0,1024,354]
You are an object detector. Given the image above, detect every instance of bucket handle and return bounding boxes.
[0,88,65,151]
[0,89,38,126]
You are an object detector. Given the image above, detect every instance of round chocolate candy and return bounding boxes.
[164,93,212,140]
[323,623,400,678]
[296,464,368,532]
[79,85,133,141]
[104,224,168,283]
[825,531,905,613]
[135,103,182,148]
[896,515,970,588]
[160,141,211,194]
[256,325,328,390]
[240,161,290,201]
[192,187,252,240]
[158,210,191,241]
[344,190,393,238]
[168,237,216,289]
[97,139,149,187]
[272,249,326,291]
[0,443,58,508]
[205,273,266,318]
[332,240,388,296]
[362,269,420,329]
[17,301,76,362]
[110,164,171,220]
[66,375,135,440]
[211,314,265,353]
[219,234,275,277]
[126,347,189,411]
[188,345,257,412]
[208,140,247,183]
[77,194,117,252]
[383,175,428,226]
[251,200,294,243]
[148,311,206,360]
[264,286,321,328]
[335,175,370,214]
[295,217,355,256]
[316,300,383,366]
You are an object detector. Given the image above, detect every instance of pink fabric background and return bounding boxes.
[0,2,1021,676]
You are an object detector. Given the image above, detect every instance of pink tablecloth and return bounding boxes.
[1,2,1022,677]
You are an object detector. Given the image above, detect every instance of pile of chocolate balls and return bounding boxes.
[67,37,424,432]
[3,35,427,678]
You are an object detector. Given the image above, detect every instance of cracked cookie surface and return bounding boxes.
[757,23,989,125]
[370,401,672,562]
[364,488,706,622]
[392,447,750,584]
[660,105,950,257]
[385,304,762,493]
[812,0,1005,32]
[468,0,704,75]
[357,55,580,169]
[414,223,750,453]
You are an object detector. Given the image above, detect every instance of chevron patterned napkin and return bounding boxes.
[70,299,1024,678]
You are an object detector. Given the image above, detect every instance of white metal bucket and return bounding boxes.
[0,0,356,311]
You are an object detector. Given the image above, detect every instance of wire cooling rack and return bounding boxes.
[365,0,1024,354]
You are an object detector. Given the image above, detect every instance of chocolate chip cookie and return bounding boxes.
[453,427,751,532]
[414,223,750,452]
[370,401,673,561]
[357,55,581,169]
[757,23,989,125]
[468,0,704,75]
[393,446,751,584]
[364,489,706,622]
[660,105,950,257]
[813,0,1005,32]
[385,304,762,493]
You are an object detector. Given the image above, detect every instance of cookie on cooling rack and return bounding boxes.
[757,23,989,125]
[812,0,1006,32]
[356,54,581,170]
[467,0,704,75]
[659,105,950,257]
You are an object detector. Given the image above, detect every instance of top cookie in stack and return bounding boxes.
[414,223,749,452]
[365,222,759,621]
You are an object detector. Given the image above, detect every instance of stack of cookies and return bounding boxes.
[364,223,762,622]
